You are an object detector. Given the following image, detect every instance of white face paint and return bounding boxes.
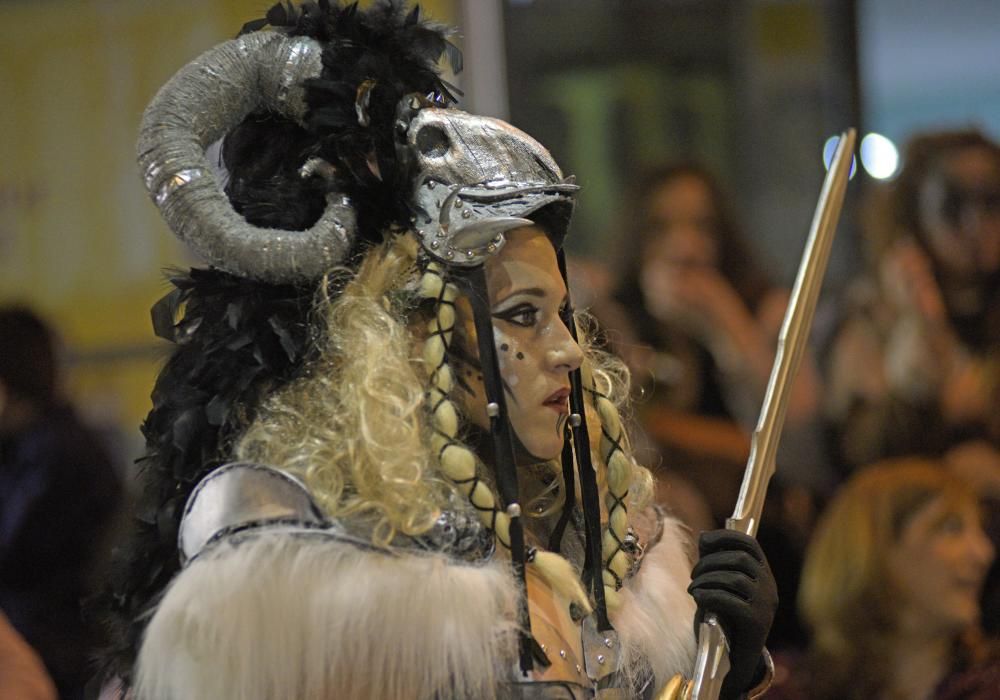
[457,226,584,462]
[493,328,518,387]
[918,145,1000,277]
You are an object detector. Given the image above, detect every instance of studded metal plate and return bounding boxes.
[581,615,621,683]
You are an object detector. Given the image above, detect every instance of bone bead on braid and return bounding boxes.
[418,262,590,613]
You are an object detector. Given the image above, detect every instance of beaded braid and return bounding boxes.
[418,260,590,612]
[419,261,512,547]
[585,365,635,612]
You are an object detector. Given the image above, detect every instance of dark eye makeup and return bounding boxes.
[493,302,540,327]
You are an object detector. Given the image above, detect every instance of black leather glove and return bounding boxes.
[687,529,777,700]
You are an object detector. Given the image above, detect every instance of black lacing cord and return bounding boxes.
[557,249,612,632]
[591,385,629,590]
[457,265,534,674]
[548,426,576,553]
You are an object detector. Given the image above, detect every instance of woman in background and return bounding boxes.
[771,458,997,700]
[599,164,830,507]
[0,611,56,700]
[826,129,1000,472]
[595,164,831,650]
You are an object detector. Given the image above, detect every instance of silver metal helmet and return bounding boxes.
[396,98,579,267]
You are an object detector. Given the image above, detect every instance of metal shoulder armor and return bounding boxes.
[178,462,335,564]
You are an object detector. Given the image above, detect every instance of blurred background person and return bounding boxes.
[0,610,57,700]
[593,163,834,650]
[771,458,998,700]
[0,306,124,700]
[597,163,831,512]
[945,439,1000,638]
[825,129,1000,474]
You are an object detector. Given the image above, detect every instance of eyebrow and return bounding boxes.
[492,287,569,310]
[503,287,547,299]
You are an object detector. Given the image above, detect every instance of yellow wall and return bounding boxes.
[0,0,455,436]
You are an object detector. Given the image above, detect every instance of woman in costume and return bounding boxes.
[825,129,1000,473]
[769,458,998,699]
[99,3,776,698]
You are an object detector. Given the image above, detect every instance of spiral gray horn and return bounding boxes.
[137,31,356,284]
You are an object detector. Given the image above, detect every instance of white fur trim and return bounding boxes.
[610,512,697,693]
[136,534,519,700]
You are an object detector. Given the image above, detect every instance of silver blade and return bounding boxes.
[728,128,856,537]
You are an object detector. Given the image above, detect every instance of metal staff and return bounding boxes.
[686,128,857,700]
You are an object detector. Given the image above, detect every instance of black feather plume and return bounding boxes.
[226,0,462,244]
[95,269,313,679]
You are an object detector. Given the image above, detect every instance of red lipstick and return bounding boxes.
[543,387,570,413]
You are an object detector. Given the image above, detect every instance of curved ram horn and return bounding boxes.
[137,32,356,284]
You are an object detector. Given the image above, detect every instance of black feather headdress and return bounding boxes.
[96,0,460,680]
[226,0,461,243]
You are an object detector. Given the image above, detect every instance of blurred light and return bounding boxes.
[859,132,899,180]
[822,135,858,179]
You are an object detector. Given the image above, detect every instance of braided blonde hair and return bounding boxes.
[418,260,592,611]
